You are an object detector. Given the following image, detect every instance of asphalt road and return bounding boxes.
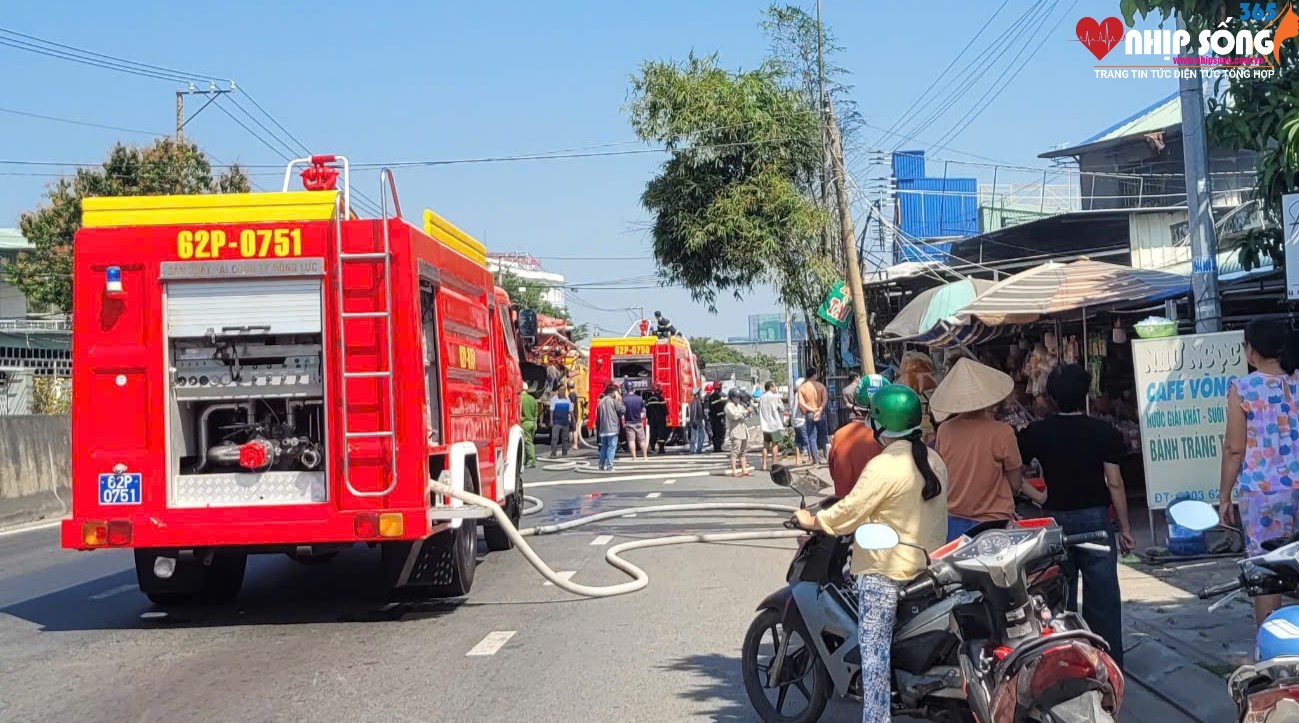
[0,449,1193,722]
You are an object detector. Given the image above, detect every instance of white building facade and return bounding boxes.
[485,252,567,311]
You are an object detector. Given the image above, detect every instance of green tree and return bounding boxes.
[492,268,590,341]
[494,269,568,319]
[626,5,848,314]
[690,336,788,381]
[1121,0,1295,269]
[9,138,250,314]
[689,336,749,366]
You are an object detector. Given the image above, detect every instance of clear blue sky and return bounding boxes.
[0,0,1169,338]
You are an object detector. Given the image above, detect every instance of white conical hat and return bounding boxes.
[929,358,1014,422]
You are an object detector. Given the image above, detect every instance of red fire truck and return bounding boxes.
[586,327,701,439]
[62,156,527,603]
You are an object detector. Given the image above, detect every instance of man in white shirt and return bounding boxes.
[757,381,787,471]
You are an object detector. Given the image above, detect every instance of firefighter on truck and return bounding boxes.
[63,155,528,604]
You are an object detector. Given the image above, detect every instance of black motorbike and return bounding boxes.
[740,467,1124,722]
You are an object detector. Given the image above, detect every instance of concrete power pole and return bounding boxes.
[175,85,234,144]
[826,97,876,375]
[176,91,185,142]
[1178,20,1222,333]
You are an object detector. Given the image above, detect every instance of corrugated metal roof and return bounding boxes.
[1039,93,1180,159]
[0,229,31,252]
[1081,93,1180,145]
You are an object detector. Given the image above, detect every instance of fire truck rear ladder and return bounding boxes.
[335,170,402,497]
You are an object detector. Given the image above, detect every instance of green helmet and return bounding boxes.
[853,374,888,408]
[869,384,923,437]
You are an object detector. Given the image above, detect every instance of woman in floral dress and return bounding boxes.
[1219,318,1299,626]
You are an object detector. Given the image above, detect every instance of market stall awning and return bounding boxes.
[881,278,997,339]
[958,258,1190,325]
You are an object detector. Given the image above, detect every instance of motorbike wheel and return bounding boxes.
[742,608,831,723]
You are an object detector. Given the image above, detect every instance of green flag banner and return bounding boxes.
[817,280,852,329]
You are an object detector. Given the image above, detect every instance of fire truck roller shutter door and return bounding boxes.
[166,279,322,337]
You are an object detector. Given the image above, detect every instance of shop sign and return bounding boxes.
[817,280,852,329]
[1132,330,1246,509]
[1284,193,1299,300]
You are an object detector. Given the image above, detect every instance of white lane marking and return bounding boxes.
[664,479,676,485]
[646,492,662,499]
[529,470,712,488]
[0,518,62,538]
[88,583,136,601]
[467,631,517,656]
[591,535,613,546]
[543,571,577,586]
[625,513,638,518]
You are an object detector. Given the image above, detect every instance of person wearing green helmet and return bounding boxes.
[827,374,887,498]
[794,383,948,723]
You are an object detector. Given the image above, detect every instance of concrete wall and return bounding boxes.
[0,414,70,527]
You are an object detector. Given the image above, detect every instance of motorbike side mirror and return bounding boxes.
[1167,499,1219,532]
[771,464,791,487]
[770,464,806,509]
[854,523,901,551]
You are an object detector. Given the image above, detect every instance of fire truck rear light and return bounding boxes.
[107,520,132,546]
[378,513,404,538]
[82,521,108,547]
[354,513,380,538]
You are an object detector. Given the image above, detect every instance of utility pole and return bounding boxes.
[176,92,185,142]
[1178,18,1222,333]
[814,0,840,388]
[826,96,876,375]
[175,84,235,143]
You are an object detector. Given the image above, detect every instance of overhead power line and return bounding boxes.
[873,0,1016,149]
[0,26,227,83]
[0,105,163,136]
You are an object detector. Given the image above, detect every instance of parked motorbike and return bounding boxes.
[1169,499,1299,723]
[740,467,1124,723]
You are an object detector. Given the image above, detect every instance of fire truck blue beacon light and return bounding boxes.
[105,266,123,294]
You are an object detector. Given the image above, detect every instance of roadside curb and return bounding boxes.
[1122,627,1236,723]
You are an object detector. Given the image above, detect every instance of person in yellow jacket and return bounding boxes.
[794,384,948,723]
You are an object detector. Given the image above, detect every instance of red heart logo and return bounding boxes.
[1076,16,1123,60]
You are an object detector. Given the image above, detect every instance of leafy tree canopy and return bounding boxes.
[10,138,250,314]
[626,4,846,314]
[691,336,788,382]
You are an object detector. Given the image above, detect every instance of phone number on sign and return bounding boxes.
[177,228,303,260]
[1151,489,1221,506]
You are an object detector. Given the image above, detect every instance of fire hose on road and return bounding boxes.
[429,480,803,598]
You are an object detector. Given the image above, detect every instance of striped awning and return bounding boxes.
[958,259,1190,325]
[881,318,1007,348]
